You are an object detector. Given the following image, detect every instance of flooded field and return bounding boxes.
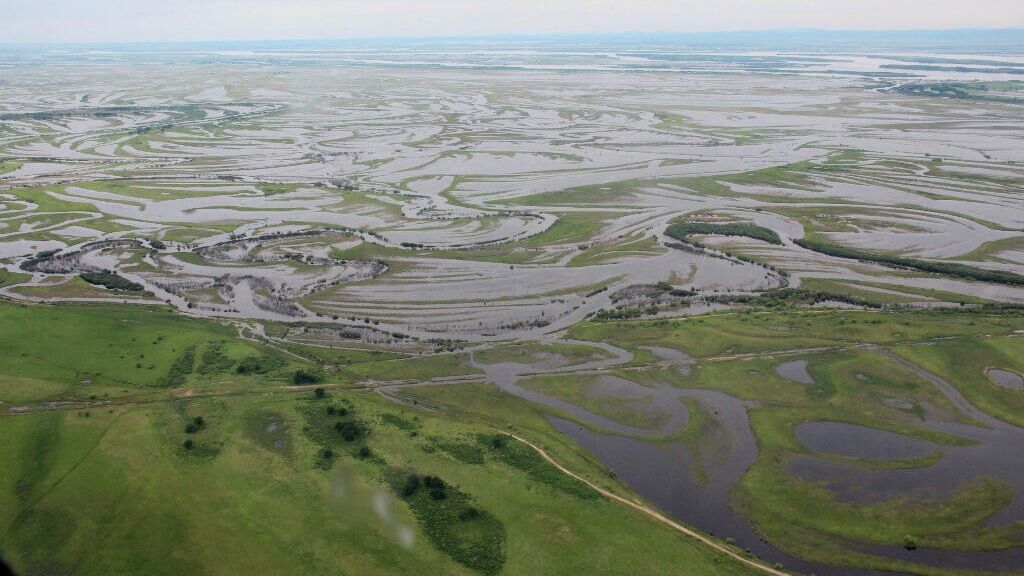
[2,45,1024,342]
[3,40,1024,576]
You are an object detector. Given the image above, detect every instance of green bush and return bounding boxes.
[235,355,285,375]
[395,472,506,575]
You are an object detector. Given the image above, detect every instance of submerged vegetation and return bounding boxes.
[795,237,1024,286]
[79,271,144,292]
[666,221,783,246]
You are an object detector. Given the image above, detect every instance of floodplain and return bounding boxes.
[2,37,1024,576]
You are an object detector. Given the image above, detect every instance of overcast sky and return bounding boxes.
[4,0,1024,44]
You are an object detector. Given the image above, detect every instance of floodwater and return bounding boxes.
[641,345,696,375]
[474,345,866,574]
[793,422,937,460]
[4,51,1024,340]
[474,341,1024,575]
[988,368,1024,389]
[473,343,691,437]
[548,401,878,576]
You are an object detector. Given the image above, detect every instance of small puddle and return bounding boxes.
[988,368,1024,389]
[775,359,814,385]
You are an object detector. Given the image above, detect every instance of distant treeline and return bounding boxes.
[890,82,1024,105]
[665,221,782,246]
[882,64,1024,75]
[794,237,1024,287]
[703,287,880,309]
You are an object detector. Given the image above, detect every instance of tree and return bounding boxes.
[335,421,362,441]
[358,446,371,459]
[183,439,194,449]
[402,474,420,496]
[314,387,326,399]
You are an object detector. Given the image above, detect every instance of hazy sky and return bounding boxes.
[4,0,1024,44]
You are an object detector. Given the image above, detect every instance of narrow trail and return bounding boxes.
[869,345,1001,427]
[497,430,792,576]
[2,409,126,541]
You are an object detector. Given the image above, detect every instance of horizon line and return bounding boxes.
[3,26,1024,49]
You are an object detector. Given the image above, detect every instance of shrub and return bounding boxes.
[293,369,322,385]
[395,472,505,575]
[334,421,364,441]
[236,355,284,375]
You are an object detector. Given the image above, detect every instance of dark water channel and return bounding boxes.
[793,422,936,460]
[476,344,1024,575]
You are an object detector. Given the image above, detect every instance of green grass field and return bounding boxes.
[2,299,1023,576]
[0,301,764,576]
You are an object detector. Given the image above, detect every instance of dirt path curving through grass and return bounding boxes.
[497,430,792,576]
